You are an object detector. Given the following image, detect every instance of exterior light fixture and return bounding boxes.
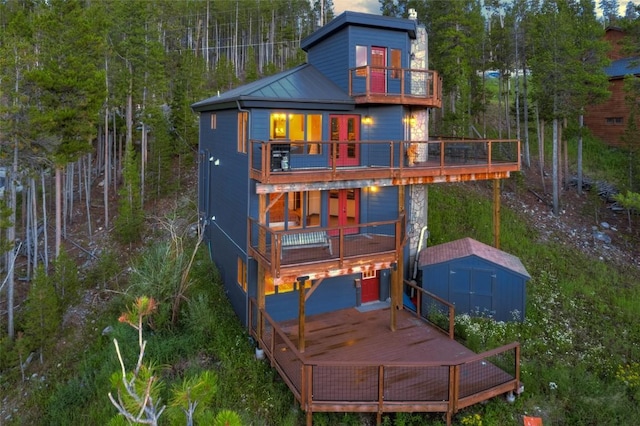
[362,115,373,125]
[403,115,416,126]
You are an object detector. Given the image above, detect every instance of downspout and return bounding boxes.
[412,225,429,280]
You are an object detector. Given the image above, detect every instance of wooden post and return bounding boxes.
[390,264,397,331]
[493,179,501,249]
[298,276,309,353]
[397,185,405,309]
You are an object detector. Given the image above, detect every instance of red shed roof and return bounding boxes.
[418,237,530,279]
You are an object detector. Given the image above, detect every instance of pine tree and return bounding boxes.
[22,265,61,364]
[115,143,144,244]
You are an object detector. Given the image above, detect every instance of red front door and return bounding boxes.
[371,46,386,94]
[328,188,359,235]
[330,115,360,167]
[361,270,380,303]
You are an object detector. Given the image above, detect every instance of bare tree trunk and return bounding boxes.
[553,118,559,215]
[55,166,62,259]
[104,106,110,229]
[537,108,546,194]
[563,118,569,191]
[6,139,19,339]
[577,114,584,195]
[41,170,49,271]
[85,153,92,239]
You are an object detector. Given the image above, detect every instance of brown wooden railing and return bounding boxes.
[348,66,442,108]
[404,280,455,338]
[249,138,520,186]
[248,298,521,426]
[248,217,402,282]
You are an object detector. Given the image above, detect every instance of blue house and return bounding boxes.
[193,10,522,425]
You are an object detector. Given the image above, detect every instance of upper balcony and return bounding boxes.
[250,138,521,192]
[348,66,442,108]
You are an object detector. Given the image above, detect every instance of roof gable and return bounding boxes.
[419,237,530,279]
[605,57,640,79]
[191,64,354,111]
[301,11,416,51]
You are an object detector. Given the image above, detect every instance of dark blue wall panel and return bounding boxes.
[265,274,359,322]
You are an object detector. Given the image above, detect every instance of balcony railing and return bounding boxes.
[248,216,403,283]
[248,298,521,426]
[348,66,442,108]
[250,138,520,187]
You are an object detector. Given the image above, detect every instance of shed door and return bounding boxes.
[449,267,495,317]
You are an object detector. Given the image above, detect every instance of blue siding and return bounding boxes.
[266,274,359,322]
[307,26,410,94]
[207,227,247,321]
[306,29,350,92]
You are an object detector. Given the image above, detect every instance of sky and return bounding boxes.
[332,0,640,17]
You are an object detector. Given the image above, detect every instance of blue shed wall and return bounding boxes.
[420,256,527,322]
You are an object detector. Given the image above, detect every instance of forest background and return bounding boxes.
[2,0,640,425]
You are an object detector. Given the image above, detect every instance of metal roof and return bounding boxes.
[418,237,530,279]
[301,11,417,51]
[191,63,354,112]
[605,57,640,79]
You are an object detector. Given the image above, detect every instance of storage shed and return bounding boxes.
[418,237,530,322]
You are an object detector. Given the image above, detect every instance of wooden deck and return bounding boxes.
[250,297,522,425]
[250,139,520,190]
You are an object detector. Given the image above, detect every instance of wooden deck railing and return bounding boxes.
[248,298,521,426]
[249,138,520,187]
[248,217,402,283]
[404,280,455,338]
[348,66,442,108]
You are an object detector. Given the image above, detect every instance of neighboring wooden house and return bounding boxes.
[584,27,640,147]
[192,10,522,425]
[419,238,530,323]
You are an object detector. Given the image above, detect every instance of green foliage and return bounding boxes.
[21,265,61,363]
[212,409,243,426]
[26,0,106,166]
[52,248,81,309]
[115,143,144,243]
[145,105,177,199]
[166,371,218,425]
[85,249,122,290]
[615,190,640,212]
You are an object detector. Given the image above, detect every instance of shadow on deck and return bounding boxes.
[249,288,522,425]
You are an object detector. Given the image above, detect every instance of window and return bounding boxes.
[237,111,248,153]
[237,257,247,292]
[289,114,305,153]
[307,114,322,155]
[269,112,322,155]
[391,48,402,79]
[270,113,287,139]
[210,113,217,129]
[356,45,367,76]
[605,117,623,125]
[265,275,311,296]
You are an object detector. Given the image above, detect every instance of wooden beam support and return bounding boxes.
[493,179,501,249]
[257,194,267,340]
[298,275,309,353]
